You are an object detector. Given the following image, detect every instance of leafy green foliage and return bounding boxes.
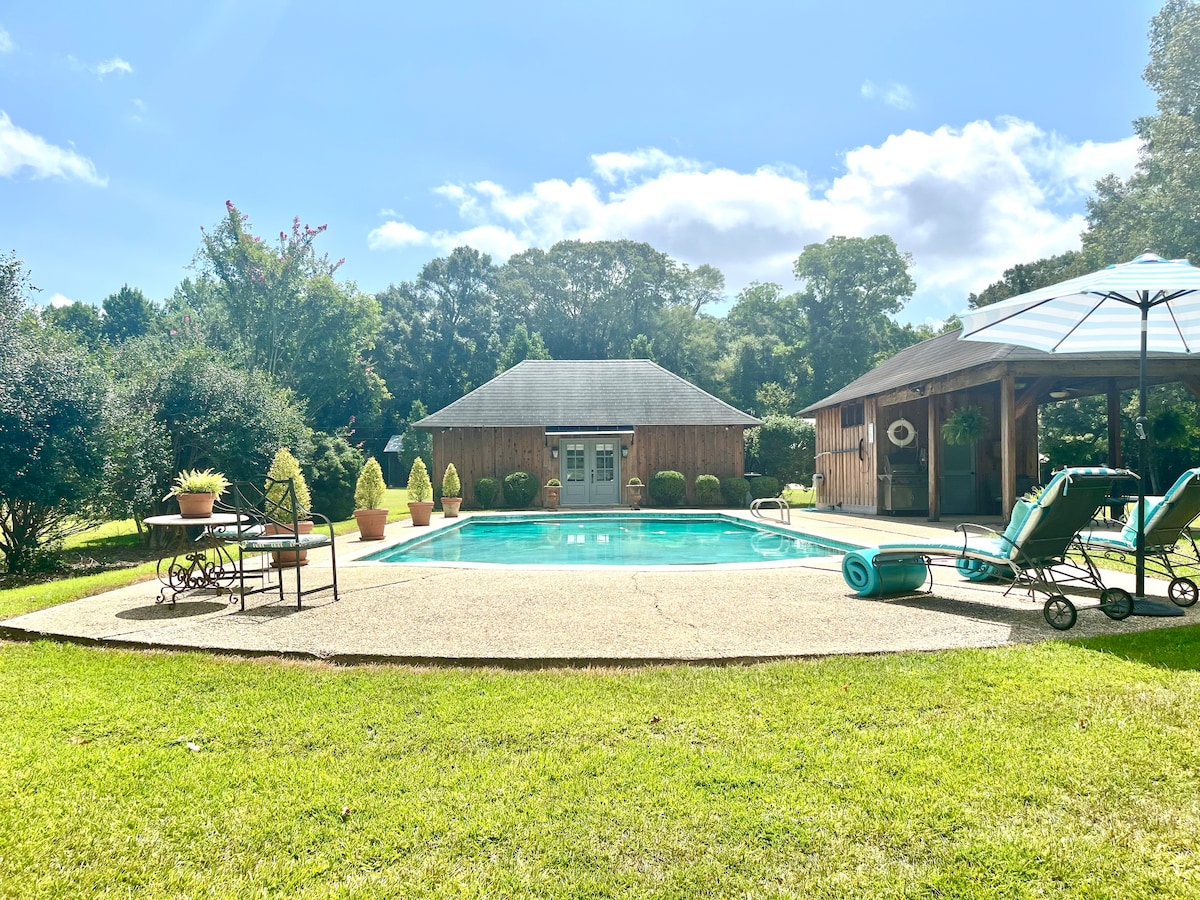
[441,463,461,499]
[941,406,989,446]
[406,457,433,503]
[502,471,538,508]
[721,477,750,507]
[694,474,721,505]
[474,477,500,509]
[745,416,816,484]
[750,476,781,499]
[101,285,160,343]
[353,457,386,511]
[307,431,364,522]
[0,322,112,573]
[165,469,230,498]
[649,470,686,506]
[265,448,312,515]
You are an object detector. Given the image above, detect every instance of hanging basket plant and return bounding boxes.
[941,406,988,446]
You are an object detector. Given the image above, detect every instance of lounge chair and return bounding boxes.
[841,466,1136,630]
[1079,467,1200,609]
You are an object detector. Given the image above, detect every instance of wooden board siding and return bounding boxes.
[813,399,878,513]
[432,427,550,508]
[630,426,746,503]
[432,425,747,508]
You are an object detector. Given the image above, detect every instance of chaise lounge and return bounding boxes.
[841,466,1137,630]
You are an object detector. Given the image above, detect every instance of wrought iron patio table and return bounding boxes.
[144,513,247,605]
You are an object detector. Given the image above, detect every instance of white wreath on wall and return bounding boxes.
[886,418,916,448]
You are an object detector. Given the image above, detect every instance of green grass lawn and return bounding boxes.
[0,632,1197,897]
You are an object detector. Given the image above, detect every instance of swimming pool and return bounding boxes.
[364,513,852,567]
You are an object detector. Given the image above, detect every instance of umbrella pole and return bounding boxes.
[1136,302,1148,603]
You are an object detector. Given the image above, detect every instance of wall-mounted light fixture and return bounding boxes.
[551,445,559,459]
[913,386,926,396]
[621,444,629,458]
[1048,388,1071,400]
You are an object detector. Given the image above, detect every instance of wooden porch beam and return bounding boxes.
[1106,379,1122,468]
[927,395,941,522]
[1014,376,1054,420]
[1001,373,1016,519]
[1180,375,1200,402]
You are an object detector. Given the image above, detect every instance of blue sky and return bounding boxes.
[0,1,1163,324]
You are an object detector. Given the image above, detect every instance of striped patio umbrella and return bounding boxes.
[958,252,1200,610]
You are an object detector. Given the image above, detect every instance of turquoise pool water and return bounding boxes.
[364,513,850,566]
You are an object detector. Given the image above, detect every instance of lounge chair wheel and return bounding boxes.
[1044,595,1077,631]
[1168,576,1198,608]
[1099,587,1134,620]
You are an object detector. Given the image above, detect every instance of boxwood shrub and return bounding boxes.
[649,470,686,506]
[721,476,750,507]
[474,477,500,509]
[503,470,539,508]
[694,474,721,506]
[751,476,781,499]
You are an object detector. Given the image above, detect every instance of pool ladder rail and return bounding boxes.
[750,497,790,526]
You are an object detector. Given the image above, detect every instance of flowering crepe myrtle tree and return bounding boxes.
[197,201,384,433]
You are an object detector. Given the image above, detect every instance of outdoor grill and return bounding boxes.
[879,448,928,515]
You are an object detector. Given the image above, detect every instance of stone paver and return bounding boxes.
[2,509,1194,665]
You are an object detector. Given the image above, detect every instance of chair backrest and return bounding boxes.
[1004,467,1129,563]
[1121,467,1200,547]
[228,477,303,532]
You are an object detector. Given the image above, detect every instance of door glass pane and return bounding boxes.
[595,443,614,483]
[565,443,586,482]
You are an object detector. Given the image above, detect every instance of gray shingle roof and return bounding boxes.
[800,328,1176,414]
[415,360,762,428]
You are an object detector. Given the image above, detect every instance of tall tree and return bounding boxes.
[1085,0,1200,262]
[101,284,159,342]
[966,251,1089,308]
[792,235,915,403]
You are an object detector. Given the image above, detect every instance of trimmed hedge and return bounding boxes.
[751,476,781,499]
[721,477,750,507]
[503,471,539,508]
[474,477,500,509]
[694,474,721,506]
[649,470,686,506]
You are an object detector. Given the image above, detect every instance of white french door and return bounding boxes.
[559,439,619,506]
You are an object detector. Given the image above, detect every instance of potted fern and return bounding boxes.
[441,463,463,517]
[164,468,230,518]
[264,448,314,567]
[941,406,988,446]
[352,457,388,540]
[407,457,434,526]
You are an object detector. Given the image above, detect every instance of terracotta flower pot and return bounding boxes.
[265,520,313,567]
[626,484,644,510]
[442,497,462,518]
[545,486,561,510]
[177,492,216,518]
[408,500,434,526]
[353,508,388,541]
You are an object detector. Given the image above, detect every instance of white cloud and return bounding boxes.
[94,56,132,77]
[369,119,1142,320]
[862,80,914,110]
[46,293,75,308]
[0,111,107,185]
[0,27,14,53]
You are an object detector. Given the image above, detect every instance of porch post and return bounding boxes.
[926,395,941,522]
[1106,379,1122,467]
[1000,374,1016,520]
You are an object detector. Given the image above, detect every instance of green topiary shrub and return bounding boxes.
[354,457,387,510]
[502,471,538,508]
[721,476,750,507]
[306,431,364,522]
[694,474,721,506]
[266,448,312,516]
[649,470,686,506]
[442,463,462,499]
[475,477,500,509]
[751,476,781,499]
[406,457,433,502]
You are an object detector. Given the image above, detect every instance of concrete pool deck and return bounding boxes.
[2,508,1195,666]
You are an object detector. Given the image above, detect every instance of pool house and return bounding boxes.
[414,359,762,508]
